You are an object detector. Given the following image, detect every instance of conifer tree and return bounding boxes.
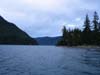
[62,26,67,41]
[92,11,100,45]
[83,14,91,32]
[98,22,100,32]
[83,14,91,44]
[93,11,99,32]
[57,26,68,45]
[57,12,100,46]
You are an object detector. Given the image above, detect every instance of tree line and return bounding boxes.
[57,11,100,46]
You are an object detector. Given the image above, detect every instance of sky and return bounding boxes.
[0,0,100,37]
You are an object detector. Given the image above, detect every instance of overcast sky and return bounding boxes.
[0,0,100,37]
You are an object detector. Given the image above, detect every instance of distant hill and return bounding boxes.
[36,36,61,45]
[0,16,38,45]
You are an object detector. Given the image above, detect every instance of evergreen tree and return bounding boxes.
[62,26,67,41]
[92,12,100,45]
[83,14,91,44]
[57,26,68,45]
[72,29,82,45]
[57,12,100,46]
[83,14,91,32]
[93,11,99,32]
[98,22,100,44]
[98,22,100,32]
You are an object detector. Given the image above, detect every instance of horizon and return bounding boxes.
[0,0,100,37]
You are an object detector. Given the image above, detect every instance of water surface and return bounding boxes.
[0,45,100,75]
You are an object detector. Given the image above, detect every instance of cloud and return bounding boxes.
[0,0,99,37]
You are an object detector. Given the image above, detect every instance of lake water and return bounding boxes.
[0,45,100,75]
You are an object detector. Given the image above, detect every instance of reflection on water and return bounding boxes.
[0,45,100,75]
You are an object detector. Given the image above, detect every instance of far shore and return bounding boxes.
[75,45,100,49]
[57,45,100,49]
[0,45,100,49]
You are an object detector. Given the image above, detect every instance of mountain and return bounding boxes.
[0,16,38,45]
[36,36,61,45]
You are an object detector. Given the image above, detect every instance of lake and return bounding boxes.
[0,45,100,75]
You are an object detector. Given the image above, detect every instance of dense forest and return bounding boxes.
[57,11,100,46]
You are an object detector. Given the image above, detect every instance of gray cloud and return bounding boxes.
[0,0,99,37]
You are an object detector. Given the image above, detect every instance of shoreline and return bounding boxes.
[57,45,100,49]
[75,45,100,49]
[0,45,100,49]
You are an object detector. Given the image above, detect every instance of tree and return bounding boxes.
[57,12,100,46]
[57,26,68,46]
[83,14,91,32]
[57,26,82,46]
[62,26,67,41]
[98,22,100,32]
[72,29,82,45]
[83,14,91,44]
[93,11,99,32]
[92,12,100,45]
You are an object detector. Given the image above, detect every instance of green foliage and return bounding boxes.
[57,27,82,46]
[57,11,100,46]
[93,11,99,32]
[82,14,92,44]
[62,26,68,41]
[91,12,100,45]
[57,39,68,46]
[83,14,91,32]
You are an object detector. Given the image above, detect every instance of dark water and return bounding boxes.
[0,46,100,75]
